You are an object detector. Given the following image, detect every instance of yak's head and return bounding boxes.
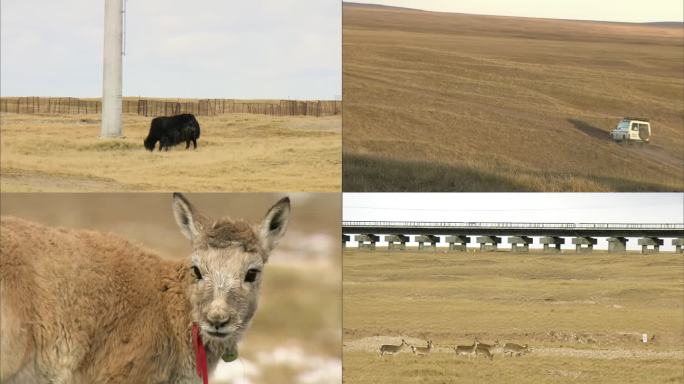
[143,136,155,151]
[172,193,290,353]
[188,115,200,130]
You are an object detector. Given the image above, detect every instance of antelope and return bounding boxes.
[474,338,499,350]
[411,340,434,356]
[0,193,290,384]
[380,339,410,357]
[453,341,479,359]
[503,343,530,357]
[474,345,494,360]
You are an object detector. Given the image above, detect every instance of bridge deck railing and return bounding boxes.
[342,221,684,230]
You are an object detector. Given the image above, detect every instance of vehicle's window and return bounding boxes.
[631,123,639,131]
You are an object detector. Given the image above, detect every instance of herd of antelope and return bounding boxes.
[380,338,530,360]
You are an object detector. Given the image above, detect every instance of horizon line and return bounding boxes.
[344,1,684,25]
[0,95,342,101]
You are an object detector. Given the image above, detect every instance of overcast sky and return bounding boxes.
[344,193,684,250]
[351,0,684,23]
[1,0,341,99]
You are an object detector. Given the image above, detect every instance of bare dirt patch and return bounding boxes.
[345,336,683,360]
[1,169,143,192]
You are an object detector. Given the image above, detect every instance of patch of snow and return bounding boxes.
[212,358,260,383]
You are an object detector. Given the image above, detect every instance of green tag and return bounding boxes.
[222,349,238,363]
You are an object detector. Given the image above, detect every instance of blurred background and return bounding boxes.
[1,193,341,384]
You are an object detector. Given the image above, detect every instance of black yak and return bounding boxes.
[143,114,201,151]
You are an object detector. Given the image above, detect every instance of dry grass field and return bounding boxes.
[0,112,340,192]
[343,3,684,191]
[1,193,341,384]
[343,249,684,383]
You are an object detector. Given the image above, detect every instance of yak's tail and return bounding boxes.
[194,120,201,139]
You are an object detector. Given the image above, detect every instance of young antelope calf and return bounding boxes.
[0,193,290,384]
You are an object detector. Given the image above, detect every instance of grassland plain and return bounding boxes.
[342,3,684,192]
[343,249,684,383]
[0,112,340,192]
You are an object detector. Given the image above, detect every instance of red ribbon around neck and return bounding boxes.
[192,324,208,384]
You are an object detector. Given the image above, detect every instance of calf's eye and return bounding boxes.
[244,269,260,283]
[191,266,202,280]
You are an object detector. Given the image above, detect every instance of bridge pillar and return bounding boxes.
[572,237,597,253]
[540,236,565,253]
[606,237,628,253]
[385,235,409,251]
[476,236,501,252]
[355,234,379,250]
[508,236,533,253]
[638,237,663,254]
[342,234,350,248]
[415,235,439,250]
[446,235,470,251]
[673,238,684,254]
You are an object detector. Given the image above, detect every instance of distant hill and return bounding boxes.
[643,21,684,27]
[344,2,684,28]
[343,2,426,13]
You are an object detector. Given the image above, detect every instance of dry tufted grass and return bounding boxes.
[343,3,684,192]
[0,112,341,192]
[343,249,684,383]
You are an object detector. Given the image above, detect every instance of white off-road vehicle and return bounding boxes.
[610,117,651,144]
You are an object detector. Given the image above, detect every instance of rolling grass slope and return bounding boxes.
[343,3,684,191]
[343,249,684,383]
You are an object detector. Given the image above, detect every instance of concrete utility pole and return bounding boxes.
[101,0,123,138]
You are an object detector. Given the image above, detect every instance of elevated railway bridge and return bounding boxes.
[342,221,684,253]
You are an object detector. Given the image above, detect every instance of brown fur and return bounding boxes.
[0,194,290,384]
[0,217,195,383]
[197,217,261,253]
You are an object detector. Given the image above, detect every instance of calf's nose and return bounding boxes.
[208,317,231,329]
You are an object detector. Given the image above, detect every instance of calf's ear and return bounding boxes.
[172,193,203,241]
[259,197,291,255]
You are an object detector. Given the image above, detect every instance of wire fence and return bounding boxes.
[0,97,342,117]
